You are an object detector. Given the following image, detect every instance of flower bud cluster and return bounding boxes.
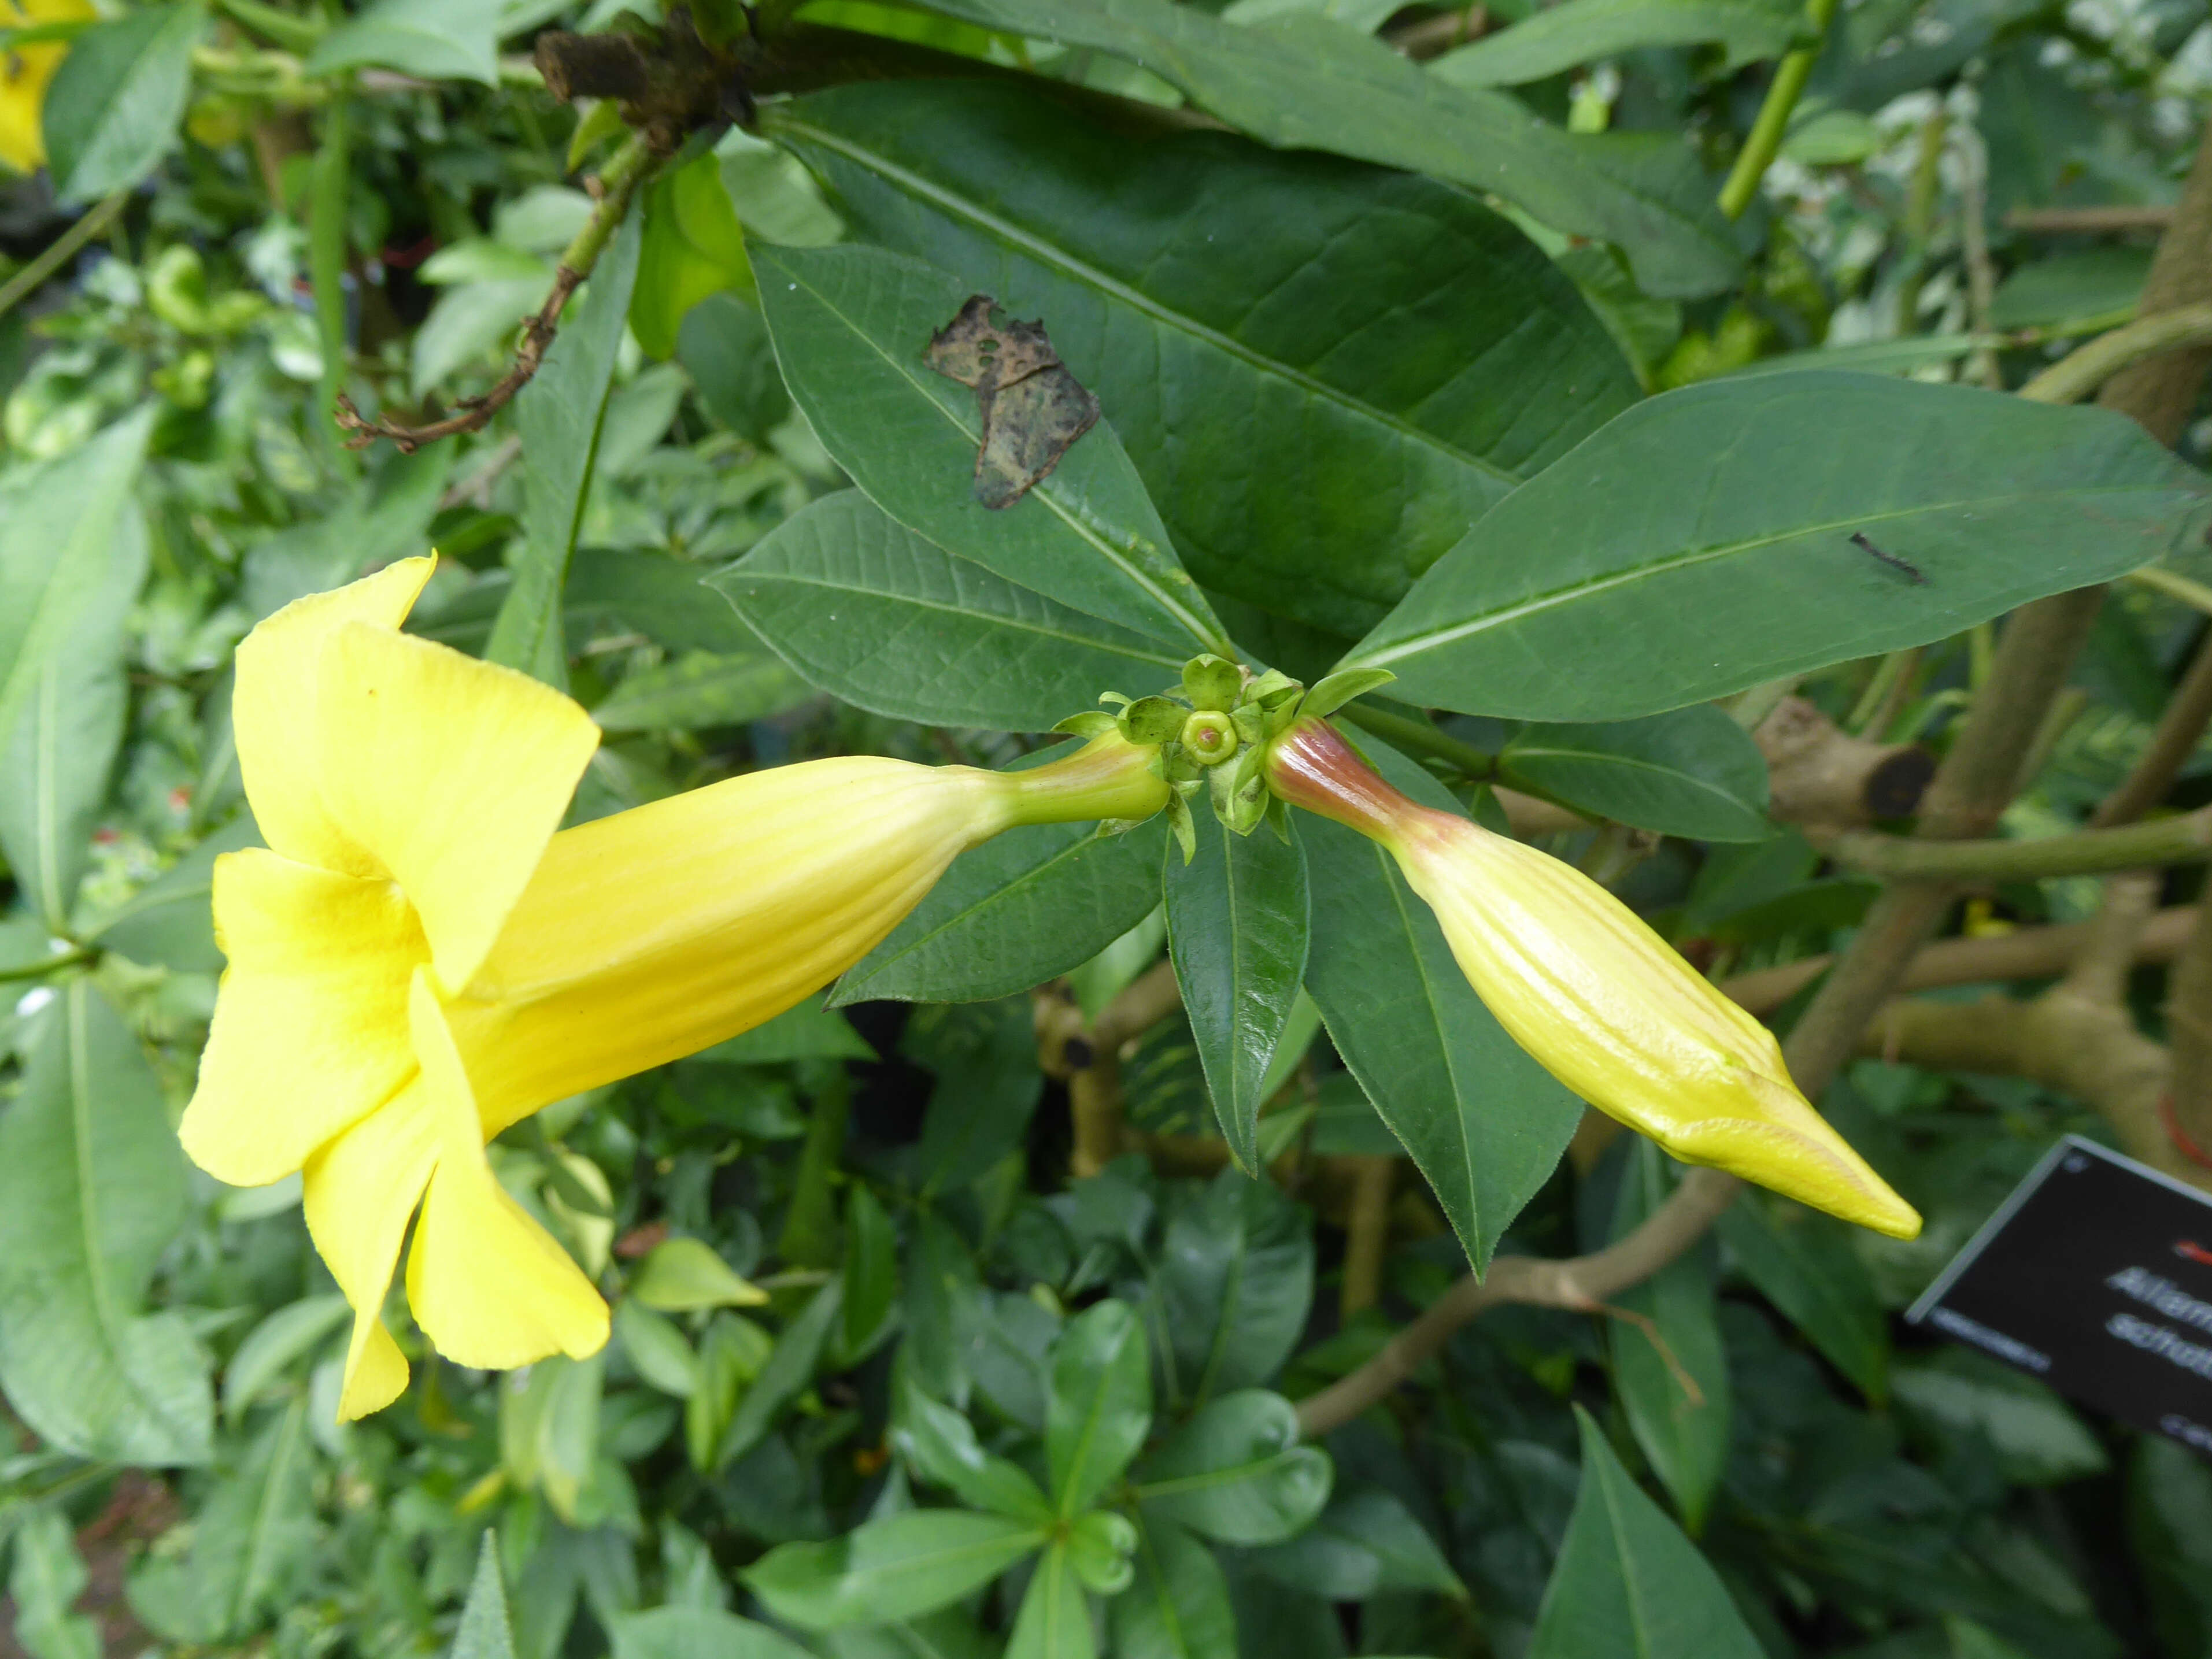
[1064,655,1398,860]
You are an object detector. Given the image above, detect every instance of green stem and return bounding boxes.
[213,0,324,51]
[1717,0,1845,220]
[2132,564,2212,618]
[309,86,353,471]
[0,946,95,983]
[1338,703,1496,780]
[1822,805,2212,882]
[2017,300,2212,405]
[561,135,652,277]
[0,193,127,323]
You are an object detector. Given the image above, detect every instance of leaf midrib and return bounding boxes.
[765,251,1223,651]
[776,115,1520,491]
[1355,487,2175,667]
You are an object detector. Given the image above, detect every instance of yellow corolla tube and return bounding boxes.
[1265,716,1921,1240]
[179,557,1170,1419]
[0,0,95,174]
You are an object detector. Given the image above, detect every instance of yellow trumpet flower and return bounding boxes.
[1266,717,1921,1240]
[0,0,94,175]
[180,557,1168,1419]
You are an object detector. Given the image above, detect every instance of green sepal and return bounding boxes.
[1241,668,1301,712]
[1264,792,1294,844]
[1121,695,1190,745]
[1182,654,1243,713]
[1053,710,1120,739]
[1164,787,1199,865]
[567,99,628,172]
[1229,703,1268,747]
[1066,1510,1138,1595]
[1210,745,1270,835]
[1299,666,1396,722]
[1163,745,1205,784]
[1098,691,1134,710]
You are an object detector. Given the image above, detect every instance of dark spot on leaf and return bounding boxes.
[1848,531,1928,586]
[924,294,1101,510]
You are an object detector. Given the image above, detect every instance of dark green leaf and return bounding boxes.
[83,817,259,972]
[1606,1145,1730,1532]
[1890,1350,2107,1486]
[1110,1518,1236,1659]
[1714,1193,1889,1403]
[2128,1435,2212,1659]
[1431,0,1798,84]
[0,505,143,930]
[42,3,203,202]
[565,549,767,654]
[127,1398,316,1642]
[1005,1545,1093,1659]
[591,651,811,732]
[1302,736,1581,1271]
[220,1294,350,1420]
[908,1,1736,298]
[746,1510,1048,1630]
[1499,707,1771,841]
[1163,809,1310,1171]
[767,79,1636,635]
[487,215,644,685]
[716,1281,843,1469]
[0,982,210,1464]
[909,998,1045,1194]
[631,153,751,361]
[609,1606,818,1659]
[748,242,1226,652]
[716,491,1184,732]
[1047,1299,1153,1517]
[695,992,876,1064]
[1241,1486,1467,1599]
[837,813,1166,1006]
[0,412,151,760]
[1153,1172,1313,1407]
[678,292,791,442]
[841,1183,899,1358]
[1345,373,2209,720]
[305,0,501,82]
[1527,1408,1765,1659]
[1133,1390,1330,1545]
[893,1372,1054,1520]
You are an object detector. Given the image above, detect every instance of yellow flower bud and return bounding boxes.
[1266,717,1920,1240]
[180,558,1167,1419]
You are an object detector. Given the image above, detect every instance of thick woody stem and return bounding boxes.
[1818,804,2212,881]
[1340,1157,1395,1320]
[1755,697,1934,825]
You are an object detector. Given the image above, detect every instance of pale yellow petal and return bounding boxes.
[315,623,598,994]
[179,849,426,1187]
[453,759,998,1132]
[302,1079,439,1420]
[402,973,607,1369]
[232,558,436,875]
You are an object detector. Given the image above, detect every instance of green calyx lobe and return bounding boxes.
[1057,654,1397,862]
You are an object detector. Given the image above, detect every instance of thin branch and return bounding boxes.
[1340,1156,1394,1320]
[2132,565,2212,619]
[1721,903,2200,1014]
[2015,299,2212,406]
[1817,804,2212,881]
[0,192,127,323]
[2092,628,2212,828]
[335,136,654,454]
[2007,204,2174,234]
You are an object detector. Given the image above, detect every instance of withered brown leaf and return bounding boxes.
[924,295,1101,510]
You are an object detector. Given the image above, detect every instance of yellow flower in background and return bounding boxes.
[180,557,1169,1420]
[0,0,93,175]
[1266,717,1922,1241]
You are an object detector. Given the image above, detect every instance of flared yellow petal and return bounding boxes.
[314,623,598,994]
[450,758,1005,1134]
[0,0,93,173]
[179,849,427,1187]
[302,1080,440,1420]
[232,557,436,876]
[402,972,608,1369]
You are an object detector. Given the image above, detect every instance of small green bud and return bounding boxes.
[1182,653,1243,712]
[1120,695,1188,745]
[1181,708,1240,767]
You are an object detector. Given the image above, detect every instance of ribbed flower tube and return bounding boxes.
[179,557,1169,1418]
[1265,717,1920,1240]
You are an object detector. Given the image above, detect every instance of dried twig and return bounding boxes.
[334,136,654,454]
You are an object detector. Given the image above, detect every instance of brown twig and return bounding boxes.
[334,136,654,454]
[2092,631,2212,828]
[1340,1157,1395,1320]
[2006,203,2175,234]
[1387,3,1489,58]
[1755,695,1935,825]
